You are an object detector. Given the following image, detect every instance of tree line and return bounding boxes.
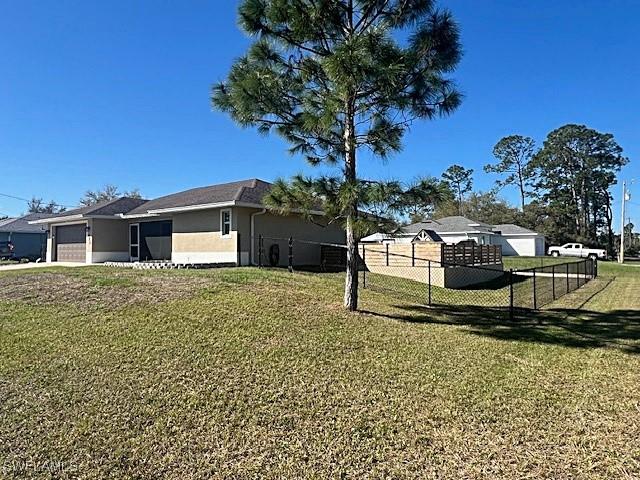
[267,123,628,256]
[27,185,142,215]
[476,124,626,254]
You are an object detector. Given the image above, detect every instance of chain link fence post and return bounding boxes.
[552,264,556,301]
[509,269,514,320]
[258,234,263,268]
[362,244,366,288]
[532,267,537,310]
[288,237,293,273]
[566,262,570,294]
[428,260,432,306]
[580,260,584,287]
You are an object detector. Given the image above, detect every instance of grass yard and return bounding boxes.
[502,255,584,270]
[1,264,639,479]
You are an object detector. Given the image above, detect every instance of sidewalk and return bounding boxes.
[0,262,88,271]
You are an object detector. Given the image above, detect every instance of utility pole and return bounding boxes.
[619,181,627,263]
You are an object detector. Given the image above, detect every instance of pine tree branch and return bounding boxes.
[354,0,392,33]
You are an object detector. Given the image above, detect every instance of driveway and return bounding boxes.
[0,262,88,271]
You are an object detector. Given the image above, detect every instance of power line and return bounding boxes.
[0,192,31,203]
[0,192,78,209]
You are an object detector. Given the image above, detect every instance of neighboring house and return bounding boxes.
[492,224,546,257]
[361,216,545,256]
[0,213,50,261]
[30,179,345,266]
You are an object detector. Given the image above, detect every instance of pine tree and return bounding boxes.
[212,0,462,310]
[531,124,627,247]
[484,135,536,212]
[441,164,473,215]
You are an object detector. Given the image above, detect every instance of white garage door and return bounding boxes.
[56,224,86,262]
[502,236,536,256]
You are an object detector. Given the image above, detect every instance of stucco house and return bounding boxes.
[30,179,345,266]
[0,214,50,261]
[361,216,545,256]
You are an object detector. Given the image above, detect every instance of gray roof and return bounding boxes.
[401,216,494,234]
[0,218,14,228]
[31,197,149,223]
[494,224,539,235]
[0,213,53,233]
[125,179,272,215]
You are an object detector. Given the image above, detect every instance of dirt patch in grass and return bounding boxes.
[0,271,213,311]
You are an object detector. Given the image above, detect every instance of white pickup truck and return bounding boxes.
[547,243,607,260]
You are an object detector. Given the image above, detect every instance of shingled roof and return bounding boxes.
[124,179,273,216]
[29,197,149,224]
[401,216,494,234]
[493,224,538,235]
[29,179,288,223]
[0,214,53,233]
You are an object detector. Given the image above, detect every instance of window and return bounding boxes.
[220,209,231,237]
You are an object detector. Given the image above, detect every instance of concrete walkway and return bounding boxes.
[0,262,87,271]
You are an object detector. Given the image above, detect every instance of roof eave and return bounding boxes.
[434,230,496,235]
[28,214,128,225]
[119,212,161,219]
[122,201,326,217]
[29,214,85,225]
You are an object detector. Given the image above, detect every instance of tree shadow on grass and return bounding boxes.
[362,304,640,355]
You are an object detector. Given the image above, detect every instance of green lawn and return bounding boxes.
[1,265,639,478]
[502,255,584,270]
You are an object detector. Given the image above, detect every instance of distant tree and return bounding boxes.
[27,196,65,214]
[80,185,141,207]
[484,135,536,211]
[441,165,473,215]
[400,176,453,222]
[517,200,553,235]
[213,0,463,311]
[531,124,627,248]
[433,190,518,225]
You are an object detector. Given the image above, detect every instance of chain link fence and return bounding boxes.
[360,248,597,318]
[510,259,597,310]
[253,235,598,318]
[254,234,348,272]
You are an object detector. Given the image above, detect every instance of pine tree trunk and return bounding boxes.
[605,193,614,255]
[518,165,526,212]
[344,210,358,311]
[343,100,358,311]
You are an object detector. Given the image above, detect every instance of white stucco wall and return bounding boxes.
[437,233,470,244]
[438,233,495,245]
[495,235,544,256]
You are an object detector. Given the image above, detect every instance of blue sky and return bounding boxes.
[1,0,638,230]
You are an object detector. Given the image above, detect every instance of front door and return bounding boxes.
[129,223,140,261]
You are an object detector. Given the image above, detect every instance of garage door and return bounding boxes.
[56,224,86,262]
